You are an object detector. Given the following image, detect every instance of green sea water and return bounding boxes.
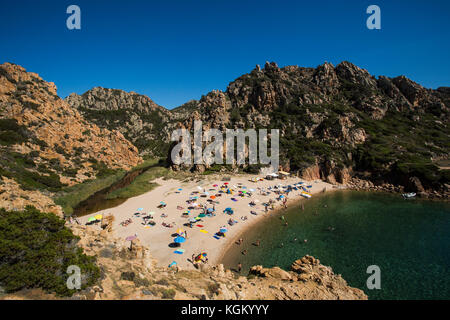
[222,191,450,300]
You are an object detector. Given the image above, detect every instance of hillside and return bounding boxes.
[0,63,142,213]
[62,61,450,197]
[171,62,450,196]
[66,88,175,157]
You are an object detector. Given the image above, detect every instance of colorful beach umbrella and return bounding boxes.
[174,236,186,243]
[94,214,103,220]
[88,217,96,222]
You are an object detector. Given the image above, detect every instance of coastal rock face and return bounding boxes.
[1,225,367,300]
[248,255,367,300]
[0,63,142,211]
[66,88,175,157]
[169,61,449,194]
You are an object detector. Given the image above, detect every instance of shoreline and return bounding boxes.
[76,174,335,270]
[215,188,337,267]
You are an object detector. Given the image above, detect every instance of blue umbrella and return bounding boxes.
[174,236,186,243]
[220,228,228,233]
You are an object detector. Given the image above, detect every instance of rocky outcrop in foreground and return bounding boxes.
[1,224,367,300]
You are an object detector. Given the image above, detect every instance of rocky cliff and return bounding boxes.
[170,61,449,197]
[0,63,142,213]
[66,87,175,157]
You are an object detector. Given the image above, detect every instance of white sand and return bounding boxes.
[78,174,334,270]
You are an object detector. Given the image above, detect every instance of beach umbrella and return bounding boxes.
[126,235,137,250]
[160,201,166,205]
[197,186,202,190]
[137,208,144,211]
[174,236,186,243]
[178,188,182,191]
[213,184,218,187]
[198,214,206,218]
[210,195,216,199]
[88,217,96,222]
[224,182,229,185]
[188,218,197,223]
[126,235,137,241]
[176,228,185,235]
[94,214,103,220]
[220,228,228,233]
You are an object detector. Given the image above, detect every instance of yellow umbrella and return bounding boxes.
[176,228,185,234]
[94,214,103,220]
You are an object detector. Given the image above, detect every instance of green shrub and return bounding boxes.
[160,288,176,299]
[0,206,100,296]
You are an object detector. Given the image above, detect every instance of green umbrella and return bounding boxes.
[88,217,96,222]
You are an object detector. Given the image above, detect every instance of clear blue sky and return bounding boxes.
[1,0,449,109]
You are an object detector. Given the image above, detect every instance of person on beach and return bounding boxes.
[237,263,242,273]
[253,239,260,247]
[241,250,247,255]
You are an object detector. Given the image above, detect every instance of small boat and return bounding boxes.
[402,192,416,199]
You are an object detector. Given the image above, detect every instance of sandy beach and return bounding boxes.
[77,174,335,270]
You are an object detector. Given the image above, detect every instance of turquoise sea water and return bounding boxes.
[222,191,450,300]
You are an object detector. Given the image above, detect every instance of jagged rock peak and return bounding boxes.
[264,61,280,72]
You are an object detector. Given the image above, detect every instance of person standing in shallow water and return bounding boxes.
[237,262,242,273]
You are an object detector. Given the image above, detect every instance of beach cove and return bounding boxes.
[76,174,334,270]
